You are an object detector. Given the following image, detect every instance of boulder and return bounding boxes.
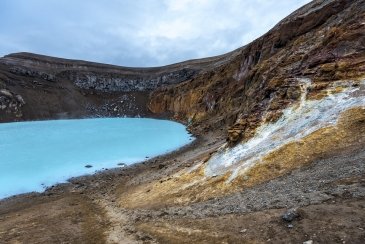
[227,130,241,143]
[282,208,300,222]
[15,95,26,105]
[0,89,13,98]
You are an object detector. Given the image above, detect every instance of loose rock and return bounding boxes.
[282,208,300,222]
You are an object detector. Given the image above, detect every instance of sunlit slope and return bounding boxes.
[119,78,365,208]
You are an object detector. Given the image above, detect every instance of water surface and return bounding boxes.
[0,118,193,199]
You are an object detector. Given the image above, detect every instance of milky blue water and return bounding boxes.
[0,118,193,199]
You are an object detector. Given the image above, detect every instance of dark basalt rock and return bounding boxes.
[71,68,197,92]
[282,208,300,222]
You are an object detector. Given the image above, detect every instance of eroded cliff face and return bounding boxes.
[149,0,365,139]
[0,49,238,122]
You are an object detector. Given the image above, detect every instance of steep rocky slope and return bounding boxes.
[150,0,365,137]
[1,0,365,243]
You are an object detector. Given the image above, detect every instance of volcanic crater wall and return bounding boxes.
[2,53,200,92]
[149,0,365,140]
[0,0,364,146]
[0,50,238,122]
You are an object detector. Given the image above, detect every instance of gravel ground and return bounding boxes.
[128,146,365,220]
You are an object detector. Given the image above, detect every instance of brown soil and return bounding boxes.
[138,198,365,244]
[0,193,108,243]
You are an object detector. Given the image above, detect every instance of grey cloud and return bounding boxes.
[0,0,311,67]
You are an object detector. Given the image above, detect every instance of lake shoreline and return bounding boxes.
[0,117,194,199]
[0,125,204,203]
[1,126,364,243]
[0,129,227,242]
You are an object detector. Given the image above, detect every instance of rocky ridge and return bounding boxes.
[0,49,240,122]
[149,0,365,140]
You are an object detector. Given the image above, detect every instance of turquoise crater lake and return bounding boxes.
[0,118,193,199]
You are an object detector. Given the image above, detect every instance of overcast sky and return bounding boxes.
[0,0,310,67]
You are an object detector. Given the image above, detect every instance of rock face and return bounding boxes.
[0,89,25,118]
[71,68,197,92]
[8,61,199,92]
[149,0,365,140]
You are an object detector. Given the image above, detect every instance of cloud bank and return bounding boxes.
[0,0,311,66]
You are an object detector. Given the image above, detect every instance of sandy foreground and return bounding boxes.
[0,129,364,244]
